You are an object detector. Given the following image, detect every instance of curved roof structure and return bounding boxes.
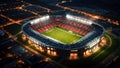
[22,14,105,50]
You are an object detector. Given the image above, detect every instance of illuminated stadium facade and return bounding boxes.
[22,14,105,59]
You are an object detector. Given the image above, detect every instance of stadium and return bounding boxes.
[22,14,105,59]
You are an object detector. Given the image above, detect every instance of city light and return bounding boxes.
[0,0,119,68]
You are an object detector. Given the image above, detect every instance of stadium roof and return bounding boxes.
[22,15,105,50]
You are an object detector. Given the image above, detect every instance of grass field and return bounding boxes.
[42,27,83,44]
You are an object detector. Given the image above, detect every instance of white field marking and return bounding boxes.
[42,34,66,44]
[56,27,82,37]
[42,27,82,44]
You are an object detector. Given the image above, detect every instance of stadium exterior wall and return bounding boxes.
[22,15,105,58]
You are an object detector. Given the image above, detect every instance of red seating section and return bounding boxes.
[31,18,94,35]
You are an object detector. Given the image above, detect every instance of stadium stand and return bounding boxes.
[22,14,105,50]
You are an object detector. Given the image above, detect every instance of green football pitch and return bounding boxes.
[42,27,83,44]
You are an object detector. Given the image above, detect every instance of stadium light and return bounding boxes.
[66,14,71,19]
[66,14,93,25]
[30,15,50,25]
[30,21,33,24]
[40,15,50,21]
